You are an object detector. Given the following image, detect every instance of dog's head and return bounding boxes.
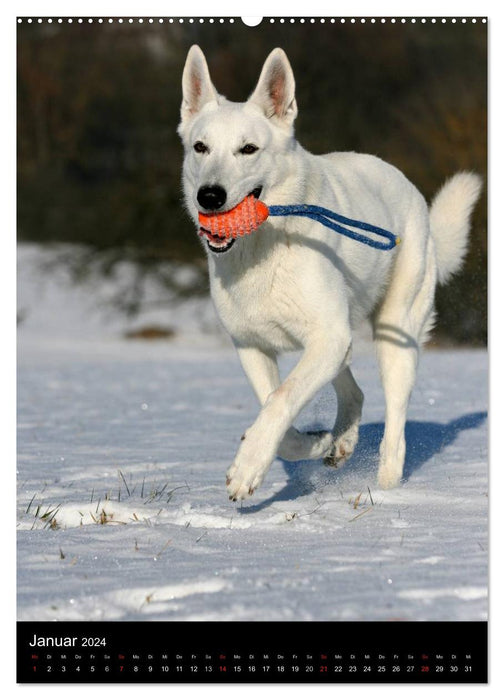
[178,45,298,254]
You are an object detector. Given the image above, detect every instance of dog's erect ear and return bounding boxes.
[248,48,298,126]
[180,45,219,125]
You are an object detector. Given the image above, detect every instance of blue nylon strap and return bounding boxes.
[268,204,398,250]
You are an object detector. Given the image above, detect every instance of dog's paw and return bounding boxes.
[377,438,405,489]
[278,429,333,461]
[377,467,402,490]
[324,425,359,468]
[225,462,266,501]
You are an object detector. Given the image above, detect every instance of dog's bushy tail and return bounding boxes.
[429,172,483,285]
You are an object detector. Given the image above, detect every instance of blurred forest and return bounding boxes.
[17,18,487,344]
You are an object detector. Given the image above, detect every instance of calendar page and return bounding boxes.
[16,12,488,684]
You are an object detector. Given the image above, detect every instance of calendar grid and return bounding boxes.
[18,621,488,683]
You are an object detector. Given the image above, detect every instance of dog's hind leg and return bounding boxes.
[236,346,333,462]
[324,366,364,468]
[373,214,437,489]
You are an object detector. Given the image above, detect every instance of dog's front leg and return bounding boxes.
[227,335,351,500]
[236,346,334,462]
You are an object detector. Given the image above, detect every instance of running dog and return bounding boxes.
[178,45,482,500]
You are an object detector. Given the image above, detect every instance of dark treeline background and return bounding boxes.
[17,19,487,344]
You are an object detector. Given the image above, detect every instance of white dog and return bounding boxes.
[178,45,482,501]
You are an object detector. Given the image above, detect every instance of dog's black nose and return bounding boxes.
[197,185,227,211]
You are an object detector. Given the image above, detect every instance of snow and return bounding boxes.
[17,244,488,622]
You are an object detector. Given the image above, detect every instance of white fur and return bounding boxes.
[430,171,483,285]
[178,45,482,500]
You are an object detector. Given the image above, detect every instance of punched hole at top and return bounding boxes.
[241,17,263,27]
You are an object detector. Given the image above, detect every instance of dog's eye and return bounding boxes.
[240,144,259,155]
[193,141,209,154]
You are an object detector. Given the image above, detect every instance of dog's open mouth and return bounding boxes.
[201,229,236,254]
[200,187,262,253]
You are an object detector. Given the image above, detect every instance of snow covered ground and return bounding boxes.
[17,244,488,622]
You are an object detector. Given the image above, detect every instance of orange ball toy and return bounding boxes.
[199,195,270,240]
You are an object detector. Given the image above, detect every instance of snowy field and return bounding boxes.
[17,244,488,622]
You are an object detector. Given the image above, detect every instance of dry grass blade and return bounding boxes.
[118,470,131,497]
[349,506,374,522]
[40,504,61,529]
[155,540,172,558]
[25,494,37,514]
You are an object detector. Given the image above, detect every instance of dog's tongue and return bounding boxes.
[199,195,269,240]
